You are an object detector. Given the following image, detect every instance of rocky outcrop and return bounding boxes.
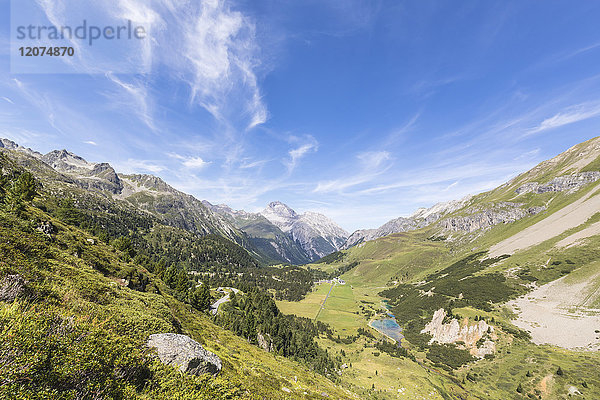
[0,138,43,158]
[39,150,124,194]
[42,150,94,174]
[147,333,222,376]
[36,221,57,237]
[516,172,600,195]
[257,332,274,352]
[421,309,495,358]
[441,202,545,233]
[0,274,28,302]
[118,176,242,243]
[344,217,420,248]
[84,163,123,194]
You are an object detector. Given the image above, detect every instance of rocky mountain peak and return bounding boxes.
[343,196,474,249]
[0,138,43,158]
[0,138,20,150]
[260,202,348,260]
[42,149,95,173]
[264,201,298,219]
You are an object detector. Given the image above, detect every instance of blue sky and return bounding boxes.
[2,0,600,232]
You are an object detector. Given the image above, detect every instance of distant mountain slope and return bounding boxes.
[203,201,312,265]
[260,201,349,260]
[343,196,473,248]
[0,153,355,399]
[298,137,600,400]
[1,139,239,239]
[206,201,349,263]
[343,137,600,249]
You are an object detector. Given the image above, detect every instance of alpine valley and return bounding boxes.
[2,136,600,400]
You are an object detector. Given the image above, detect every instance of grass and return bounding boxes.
[276,282,331,320]
[0,208,355,400]
[460,340,600,399]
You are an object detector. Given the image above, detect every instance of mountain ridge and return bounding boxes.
[205,199,349,263]
[0,138,349,265]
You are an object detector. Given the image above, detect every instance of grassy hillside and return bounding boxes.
[0,154,356,399]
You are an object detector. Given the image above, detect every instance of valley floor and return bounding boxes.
[278,282,462,399]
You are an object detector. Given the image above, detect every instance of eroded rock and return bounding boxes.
[36,221,56,237]
[441,202,545,233]
[421,309,495,358]
[257,332,274,352]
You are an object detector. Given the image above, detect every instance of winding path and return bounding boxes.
[314,282,335,321]
[210,294,230,315]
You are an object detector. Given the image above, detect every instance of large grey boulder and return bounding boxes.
[147,333,222,376]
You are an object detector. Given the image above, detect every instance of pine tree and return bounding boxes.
[56,198,82,226]
[556,366,564,376]
[189,284,212,311]
[3,172,37,214]
[516,383,523,393]
[13,172,37,202]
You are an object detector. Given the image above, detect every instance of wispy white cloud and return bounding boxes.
[354,161,527,195]
[1,97,14,105]
[528,102,600,135]
[239,158,272,169]
[34,0,265,131]
[168,152,211,170]
[105,72,156,131]
[183,156,210,169]
[514,148,540,161]
[0,129,55,149]
[383,113,420,146]
[84,140,98,146]
[286,135,318,172]
[112,0,162,72]
[313,150,392,193]
[113,158,165,174]
[9,78,64,134]
[160,0,268,129]
[357,151,391,169]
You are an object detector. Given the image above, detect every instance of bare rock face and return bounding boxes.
[441,202,545,233]
[516,172,600,195]
[0,275,28,302]
[421,309,495,358]
[147,333,222,376]
[257,332,274,352]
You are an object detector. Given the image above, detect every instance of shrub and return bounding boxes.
[426,343,475,370]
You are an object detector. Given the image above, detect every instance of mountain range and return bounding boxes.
[2,136,586,266]
[204,200,348,264]
[0,138,348,265]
